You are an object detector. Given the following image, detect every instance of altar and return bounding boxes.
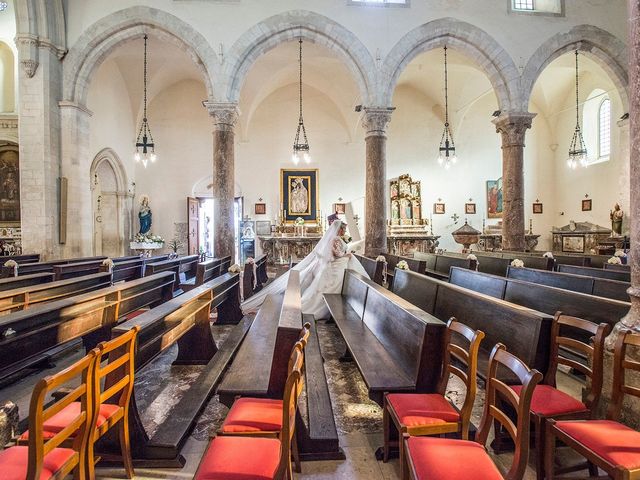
[551,221,611,254]
[258,235,322,265]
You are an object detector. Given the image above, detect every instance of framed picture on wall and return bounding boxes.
[280,169,319,224]
[255,221,272,236]
[533,202,543,214]
[582,199,592,211]
[254,203,266,215]
[465,203,476,215]
[333,203,346,214]
[486,177,503,219]
[563,235,585,253]
[433,203,446,214]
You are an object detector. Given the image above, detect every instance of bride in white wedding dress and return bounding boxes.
[241,219,369,319]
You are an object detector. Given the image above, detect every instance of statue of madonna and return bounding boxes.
[138,195,152,235]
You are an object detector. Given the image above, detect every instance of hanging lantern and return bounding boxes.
[134,35,157,168]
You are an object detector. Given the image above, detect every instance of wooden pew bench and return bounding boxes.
[217,255,232,273]
[218,271,342,460]
[242,254,268,299]
[0,271,175,386]
[0,271,112,315]
[414,252,475,280]
[391,268,553,383]
[0,272,54,291]
[52,259,106,281]
[100,272,251,466]
[105,258,144,283]
[355,254,385,285]
[323,270,445,405]
[557,263,631,282]
[605,263,630,272]
[0,253,40,264]
[0,256,108,278]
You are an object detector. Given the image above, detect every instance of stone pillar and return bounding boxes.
[205,102,239,259]
[362,107,394,257]
[59,101,94,257]
[493,113,536,251]
[17,40,64,259]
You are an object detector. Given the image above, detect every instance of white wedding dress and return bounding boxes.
[241,220,369,319]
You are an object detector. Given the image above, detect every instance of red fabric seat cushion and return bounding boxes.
[387,393,459,427]
[0,446,76,480]
[125,309,148,320]
[221,397,283,433]
[195,436,280,480]
[555,419,640,470]
[20,402,120,440]
[406,437,502,480]
[511,384,587,416]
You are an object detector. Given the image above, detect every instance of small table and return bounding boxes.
[129,242,164,257]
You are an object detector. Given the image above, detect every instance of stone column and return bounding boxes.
[205,102,239,259]
[493,112,536,251]
[362,107,394,257]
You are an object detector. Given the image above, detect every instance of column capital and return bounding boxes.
[492,112,536,147]
[361,107,395,138]
[58,101,93,117]
[203,101,240,132]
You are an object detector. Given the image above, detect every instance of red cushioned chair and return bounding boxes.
[510,312,610,480]
[0,349,98,480]
[545,329,640,480]
[404,343,542,480]
[18,326,139,479]
[382,319,485,466]
[217,323,311,473]
[194,345,304,480]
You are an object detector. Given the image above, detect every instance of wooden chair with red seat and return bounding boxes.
[404,343,543,480]
[510,312,610,480]
[193,344,304,480]
[0,349,98,480]
[18,326,140,479]
[545,329,640,480]
[382,318,485,466]
[216,322,311,473]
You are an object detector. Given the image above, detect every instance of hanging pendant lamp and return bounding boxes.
[134,34,157,168]
[292,38,311,165]
[437,45,457,169]
[567,50,588,169]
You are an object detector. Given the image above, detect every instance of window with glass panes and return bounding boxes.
[513,0,534,10]
[598,98,611,158]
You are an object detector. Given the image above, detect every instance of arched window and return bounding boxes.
[598,97,611,159]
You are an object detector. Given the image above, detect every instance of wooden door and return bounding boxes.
[187,197,200,256]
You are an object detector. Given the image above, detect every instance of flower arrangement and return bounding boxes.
[466,254,478,261]
[101,258,114,270]
[614,250,627,258]
[397,260,409,270]
[245,257,255,264]
[294,217,305,226]
[608,256,622,265]
[134,233,165,244]
[228,264,242,273]
[543,252,554,259]
[376,255,387,263]
[3,260,17,268]
[3,328,16,337]
[342,235,352,244]
[167,238,182,253]
[510,259,525,268]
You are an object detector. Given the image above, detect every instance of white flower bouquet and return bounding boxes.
[543,252,554,259]
[228,264,242,273]
[510,258,525,268]
[608,256,622,265]
[466,254,478,261]
[101,258,114,270]
[376,255,387,263]
[614,250,627,258]
[397,260,409,270]
[245,257,255,264]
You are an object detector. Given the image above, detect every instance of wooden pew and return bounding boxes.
[391,268,553,382]
[112,255,143,263]
[100,273,252,465]
[218,271,343,461]
[105,258,145,283]
[0,256,108,278]
[144,257,186,292]
[242,254,268,299]
[0,272,54,291]
[0,253,40,264]
[414,252,475,280]
[472,251,554,273]
[323,270,446,405]
[52,259,106,281]
[217,255,232,273]
[195,259,222,286]
[0,272,113,315]
[355,254,385,285]
[557,263,631,282]
[604,263,630,272]
[0,272,175,386]
[507,266,630,301]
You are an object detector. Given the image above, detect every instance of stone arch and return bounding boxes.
[522,25,628,111]
[89,148,131,256]
[62,6,220,106]
[224,10,376,105]
[381,18,521,110]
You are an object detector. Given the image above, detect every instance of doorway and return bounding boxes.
[198,198,214,257]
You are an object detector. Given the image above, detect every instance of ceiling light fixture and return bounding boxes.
[437,46,457,169]
[292,38,311,165]
[134,35,157,168]
[567,50,588,169]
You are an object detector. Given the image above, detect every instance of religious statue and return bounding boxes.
[391,200,400,220]
[138,195,152,235]
[610,203,624,236]
[290,178,308,214]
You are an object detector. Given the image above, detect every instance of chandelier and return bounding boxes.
[134,34,157,168]
[437,46,457,169]
[567,50,587,169]
[292,38,311,164]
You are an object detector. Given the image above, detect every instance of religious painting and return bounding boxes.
[533,202,543,214]
[255,220,272,236]
[433,203,446,214]
[333,203,346,214]
[254,203,266,215]
[582,199,592,212]
[390,180,399,200]
[562,235,585,253]
[391,200,400,224]
[410,181,421,198]
[280,169,319,223]
[400,198,412,219]
[240,221,255,239]
[399,175,412,196]
[412,200,421,222]
[0,147,20,223]
[486,177,503,219]
[465,203,476,215]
